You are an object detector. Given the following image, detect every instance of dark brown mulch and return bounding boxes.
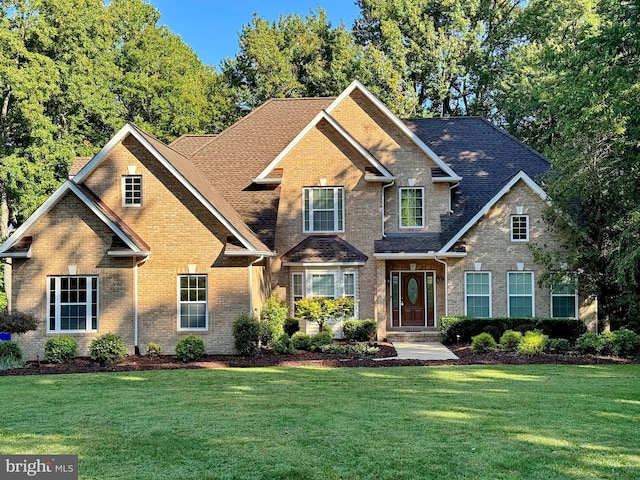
[1,343,637,376]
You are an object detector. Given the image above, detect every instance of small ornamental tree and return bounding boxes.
[294,297,355,332]
[0,312,38,335]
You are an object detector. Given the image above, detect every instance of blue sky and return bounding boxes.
[148,1,361,67]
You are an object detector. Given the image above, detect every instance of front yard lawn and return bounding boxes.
[1,365,639,479]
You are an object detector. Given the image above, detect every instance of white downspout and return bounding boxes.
[382,180,395,237]
[448,182,460,214]
[248,255,265,316]
[134,255,150,355]
[433,255,448,317]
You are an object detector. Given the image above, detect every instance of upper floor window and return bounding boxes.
[400,187,424,228]
[511,215,529,242]
[178,275,207,330]
[123,175,142,207]
[48,276,98,332]
[303,187,344,232]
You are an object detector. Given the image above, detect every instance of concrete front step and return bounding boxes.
[385,331,441,343]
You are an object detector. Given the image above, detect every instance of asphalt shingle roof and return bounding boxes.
[281,235,368,264]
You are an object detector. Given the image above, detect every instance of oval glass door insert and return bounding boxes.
[407,278,419,304]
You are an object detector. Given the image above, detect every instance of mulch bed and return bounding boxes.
[1,343,637,376]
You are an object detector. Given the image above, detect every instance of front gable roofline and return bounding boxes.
[0,181,150,257]
[439,170,548,253]
[74,123,273,256]
[254,110,394,182]
[326,80,462,183]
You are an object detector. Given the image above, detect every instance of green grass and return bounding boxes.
[1,365,640,479]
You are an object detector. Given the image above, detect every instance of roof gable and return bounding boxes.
[73,123,273,256]
[0,181,150,258]
[326,81,461,182]
[254,110,394,182]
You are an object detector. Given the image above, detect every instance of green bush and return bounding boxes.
[343,319,377,342]
[44,336,77,363]
[271,333,296,355]
[283,318,300,337]
[470,332,497,353]
[575,332,603,355]
[146,342,162,356]
[233,313,260,356]
[499,330,522,352]
[599,331,617,356]
[0,311,38,334]
[89,333,127,364]
[319,343,380,355]
[482,325,501,342]
[440,316,586,344]
[0,340,23,361]
[517,331,548,355]
[612,328,640,357]
[259,294,287,347]
[175,335,206,362]
[546,338,571,355]
[0,356,24,370]
[291,331,311,350]
[309,328,334,351]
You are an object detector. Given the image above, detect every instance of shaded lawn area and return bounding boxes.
[1,365,639,480]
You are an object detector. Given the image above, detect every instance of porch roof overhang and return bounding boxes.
[280,235,368,266]
[373,251,467,259]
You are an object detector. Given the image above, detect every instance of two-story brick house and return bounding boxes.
[0,81,594,359]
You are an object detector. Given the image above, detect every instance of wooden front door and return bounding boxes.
[401,272,426,326]
[391,271,436,328]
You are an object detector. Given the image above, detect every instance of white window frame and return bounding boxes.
[464,271,492,318]
[399,187,425,228]
[510,215,529,242]
[551,277,579,319]
[122,175,142,207]
[47,276,98,333]
[507,271,535,317]
[177,274,208,331]
[303,187,344,233]
[291,268,358,308]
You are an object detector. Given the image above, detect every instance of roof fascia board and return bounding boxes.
[224,250,277,257]
[439,171,548,253]
[326,80,462,182]
[254,111,394,181]
[281,261,366,267]
[373,252,467,259]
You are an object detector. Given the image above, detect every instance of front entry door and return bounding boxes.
[401,272,425,326]
[391,271,436,328]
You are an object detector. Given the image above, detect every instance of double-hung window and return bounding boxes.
[507,271,534,317]
[511,215,529,242]
[291,269,358,305]
[551,277,578,318]
[303,187,344,232]
[400,187,424,228]
[465,272,491,317]
[178,275,207,330]
[123,175,142,207]
[48,276,98,332]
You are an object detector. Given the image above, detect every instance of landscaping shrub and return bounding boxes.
[309,327,334,351]
[517,331,548,355]
[546,338,571,355]
[146,342,162,356]
[283,318,300,337]
[613,328,640,357]
[233,313,260,356]
[0,356,23,370]
[440,316,585,344]
[0,340,23,361]
[599,331,617,356]
[175,335,206,362]
[343,319,377,342]
[470,332,497,353]
[89,333,127,364]
[499,330,522,352]
[259,294,287,347]
[575,332,603,355]
[0,311,38,334]
[482,325,501,342]
[291,331,311,350]
[44,336,77,363]
[271,333,296,355]
[319,343,380,355]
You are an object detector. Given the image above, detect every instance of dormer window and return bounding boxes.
[303,187,344,232]
[400,187,424,228]
[123,175,142,207]
[511,215,529,242]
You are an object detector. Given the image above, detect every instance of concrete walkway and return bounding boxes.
[376,342,459,361]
